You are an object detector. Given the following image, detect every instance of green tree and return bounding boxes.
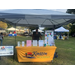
[7,23,13,28]
[63,23,72,29]
[66,9,75,35]
[69,24,75,35]
[0,21,7,29]
[66,9,75,14]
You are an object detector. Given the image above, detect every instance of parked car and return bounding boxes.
[23,32,29,36]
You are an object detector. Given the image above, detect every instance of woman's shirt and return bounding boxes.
[33,32,41,40]
[0,34,3,40]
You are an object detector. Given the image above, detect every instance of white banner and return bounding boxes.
[0,46,14,56]
[45,30,55,46]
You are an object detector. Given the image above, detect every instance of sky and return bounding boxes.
[51,9,67,12]
[0,9,67,13]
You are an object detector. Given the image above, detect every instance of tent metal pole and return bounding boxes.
[13,23,16,62]
[14,19,21,61]
[14,27,17,45]
[50,19,55,46]
[14,19,21,46]
[68,32,69,39]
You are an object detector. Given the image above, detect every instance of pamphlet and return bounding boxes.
[45,30,55,46]
[26,40,31,47]
[22,41,25,47]
[17,41,20,46]
[39,40,44,46]
[33,40,37,46]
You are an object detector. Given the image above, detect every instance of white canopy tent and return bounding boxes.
[55,27,69,32]
[55,27,69,39]
[7,27,19,31]
[0,9,75,29]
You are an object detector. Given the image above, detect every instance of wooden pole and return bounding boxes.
[0,56,1,60]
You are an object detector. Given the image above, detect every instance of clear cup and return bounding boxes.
[17,41,20,46]
[22,41,25,47]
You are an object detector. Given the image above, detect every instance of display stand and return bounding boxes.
[16,46,57,62]
[15,20,57,62]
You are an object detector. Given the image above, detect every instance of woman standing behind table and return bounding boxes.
[32,27,42,41]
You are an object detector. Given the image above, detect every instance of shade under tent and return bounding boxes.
[0,9,75,29]
[0,9,75,44]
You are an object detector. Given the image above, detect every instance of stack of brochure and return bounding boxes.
[26,40,31,47]
[33,40,37,46]
[33,40,44,47]
[39,40,44,47]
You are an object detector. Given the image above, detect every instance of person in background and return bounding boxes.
[59,33,62,39]
[32,27,42,41]
[65,33,67,39]
[0,33,4,46]
[13,31,16,34]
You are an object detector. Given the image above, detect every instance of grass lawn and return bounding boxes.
[0,36,75,65]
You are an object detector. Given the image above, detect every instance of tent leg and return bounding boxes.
[0,56,1,60]
[14,19,21,47]
[14,19,21,62]
[50,19,55,46]
[68,32,69,39]
[13,23,17,62]
[53,25,55,46]
[15,23,17,47]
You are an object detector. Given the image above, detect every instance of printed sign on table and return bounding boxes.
[39,40,44,46]
[33,40,37,46]
[0,46,14,56]
[26,40,31,47]
[45,30,55,46]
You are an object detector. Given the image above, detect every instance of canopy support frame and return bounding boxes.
[14,19,21,46]
[49,19,55,46]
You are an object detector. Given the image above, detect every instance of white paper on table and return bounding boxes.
[33,40,37,46]
[22,41,25,47]
[48,35,54,45]
[48,35,52,45]
[45,39,47,44]
[26,40,31,47]
[17,41,20,46]
[45,36,47,39]
[39,40,44,46]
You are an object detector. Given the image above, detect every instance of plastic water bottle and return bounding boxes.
[18,41,20,46]
[22,41,25,47]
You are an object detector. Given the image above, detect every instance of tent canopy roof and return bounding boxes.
[0,9,71,15]
[54,27,69,32]
[0,9,75,29]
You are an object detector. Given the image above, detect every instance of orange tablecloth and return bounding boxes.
[16,46,57,62]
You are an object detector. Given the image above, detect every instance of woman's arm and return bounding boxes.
[32,34,34,40]
[40,35,42,40]
[2,35,4,39]
[39,32,42,40]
